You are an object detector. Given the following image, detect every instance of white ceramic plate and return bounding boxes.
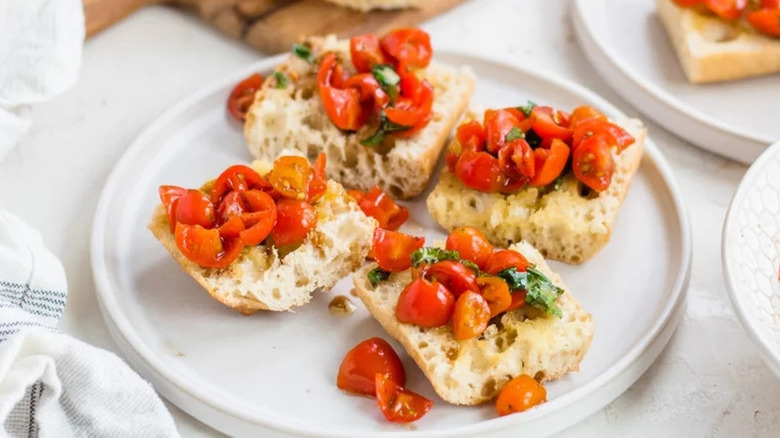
[723,140,780,379]
[572,0,779,164]
[91,52,691,438]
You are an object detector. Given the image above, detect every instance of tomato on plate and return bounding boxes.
[530,106,573,142]
[343,73,390,108]
[704,0,747,20]
[572,134,615,193]
[671,0,704,6]
[477,276,512,317]
[238,190,277,246]
[569,105,607,129]
[396,278,454,327]
[350,34,388,73]
[506,290,527,312]
[337,338,405,396]
[349,186,410,231]
[373,228,425,272]
[453,150,504,193]
[227,73,263,121]
[484,250,529,275]
[174,223,244,269]
[495,374,547,416]
[159,186,216,233]
[306,153,328,203]
[380,28,432,70]
[455,120,486,152]
[318,53,366,131]
[272,199,317,247]
[529,139,570,187]
[421,260,480,297]
[211,164,268,205]
[452,291,491,340]
[375,373,433,423]
[445,227,494,269]
[385,73,435,138]
[573,119,635,152]
[269,155,311,200]
[497,139,535,182]
[747,9,780,37]
[483,109,523,154]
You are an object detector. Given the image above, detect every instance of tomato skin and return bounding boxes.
[484,250,529,275]
[497,139,535,182]
[306,153,328,203]
[318,53,366,131]
[496,375,547,416]
[477,276,512,317]
[573,119,635,152]
[456,120,486,153]
[529,139,570,187]
[421,260,480,297]
[211,165,268,205]
[272,199,317,247]
[350,34,388,73]
[704,0,747,20]
[380,28,432,69]
[174,223,244,269]
[238,190,277,246]
[452,291,491,340]
[349,186,410,231]
[385,73,435,138]
[746,9,780,37]
[454,151,504,193]
[484,109,522,154]
[373,228,425,272]
[227,73,263,121]
[269,156,311,200]
[172,189,216,231]
[396,278,455,327]
[572,135,615,193]
[569,105,607,129]
[337,338,405,396]
[506,290,527,312]
[530,106,573,142]
[445,227,494,269]
[375,373,433,423]
[160,185,187,232]
[343,73,391,109]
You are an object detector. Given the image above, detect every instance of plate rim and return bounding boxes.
[90,50,692,437]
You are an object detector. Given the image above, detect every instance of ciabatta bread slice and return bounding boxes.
[148,160,376,315]
[244,35,475,199]
[426,114,645,265]
[353,241,594,406]
[657,0,780,83]
[323,0,421,11]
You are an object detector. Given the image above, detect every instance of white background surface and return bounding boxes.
[0,0,777,436]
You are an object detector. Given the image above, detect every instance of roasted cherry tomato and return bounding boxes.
[452,291,491,340]
[529,139,570,187]
[238,190,277,246]
[373,228,425,272]
[216,191,247,224]
[375,373,433,423]
[747,9,780,37]
[569,105,607,129]
[445,227,494,269]
[497,139,535,182]
[380,28,432,70]
[174,223,244,269]
[495,374,547,416]
[396,278,454,327]
[573,119,635,152]
[385,73,435,138]
[572,134,614,193]
[530,106,573,142]
[307,153,328,203]
[506,290,527,312]
[455,120,487,152]
[484,109,523,154]
[349,186,410,231]
[454,150,504,193]
[337,338,405,396]
[227,73,263,121]
[484,250,529,275]
[477,276,512,317]
[350,34,388,73]
[269,156,311,200]
[272,199,317,247]
[343,73,390,108]
[704,0,747,20]
[211,165,268,205]
[421,260,480,297]
[173,189,216,231]
[318,53,366,131]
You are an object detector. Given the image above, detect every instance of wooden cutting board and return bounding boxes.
[84,0,470,53]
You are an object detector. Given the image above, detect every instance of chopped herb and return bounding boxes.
[361,111,411,147]
[368,267,391,286]
[292,43,314,63]
[525,129,543,148]
[372,64,400,103]
[411,247,460,267]
[274,71,288,88]
[497,267,564,317]
[460,259,481,272]
[505,127,525,142]
[553,175,564,190]
[518,100,537,118]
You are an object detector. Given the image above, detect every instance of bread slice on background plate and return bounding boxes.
[148,159,376,316]
[657,0,780,83]
[353,241,594,406]
[323,0,422,11]
[426,113,646,265]
[244,35,475,199]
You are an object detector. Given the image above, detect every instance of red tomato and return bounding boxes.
[349,186,410,231]
[747,9,780,37]
[497,139,535,182]
[573,119,635,152]
[396,278,455,327]
[484,250,529,275]
[238,190,277,246]
[211,165,268,205]
[455,120,486,152]
[380,28,433,69]
[343,73,390,108]
[529,139,570,187]
[484,109,523,154]
[421,260,480,297]
[671,0,704,6]
[337,338,405,396]
[375,373,433,423]
[269,155,311,200]
[272,199,317,247]
[453,151,504,193]
[318,53,366,131]
[227,73,263,121]
[476,276,512,317]
[572,135,615,193]
[569,105,607,129]
[306,153,328,203]
[452,291,491,340]
[445,227,494,269]
[373,228,425,272]
[350,34,388,73]
[530,106,573,142]
[174,223,244,269]
[506,290,527,312]
[160,185,186,231]
[216,191,247,224]
[761,0,780,8]
[173,189,216,231]
[496,375,547,416]
[704,0,747,20]
[385,73,435,137]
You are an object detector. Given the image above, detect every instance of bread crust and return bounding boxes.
[323,0,422,11]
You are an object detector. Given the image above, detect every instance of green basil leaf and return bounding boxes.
[460,259,481,273]
[368,267,391,286]
[372,64,400,104]
[497,267,564,317]
[292,43,314,63]
[505,127,525,142]
[274,71,288,89]
[553,175,564,190]
[410,247,460,267]
[518,100,537,118]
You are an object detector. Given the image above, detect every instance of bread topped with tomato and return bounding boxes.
[426,104,646,264]
[148,153,376,315]
[352,227,594,405]
[657,0,780,83]
[323,0,422,11]
[244,28,475,199]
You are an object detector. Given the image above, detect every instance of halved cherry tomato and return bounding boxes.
[396,277,454,327]
[307,153,328,203]
[496,374,547,416]
[238,190,277,246]
[318,53,366,131]
[747,9,780,37]
[269,156,311,200]
[484,250,529,275]
[455,120,486,152]
[484,109,523,154]
[227,73,263,121]
[445,227,494,269]
[349,186,410,231]
[160,185,187,231]
[173,189,216,232]
[373,228,425,272]
[529,139,570,187]
[761,0,780,7]
[216,191,247,223]
[350,34,388,73]
[272,199,317,247]
[452,291,491,340]
[497,139,535,182]
[211,165,268,205]
[572,134,614,193]
[477,276,512,317]
[380,28,432,70]
[343,73,391,108]
[385,73,435,137]
[506,290,527,312]
[573,119,635,152]
[704,0,747,20]
[569,105,607,129]
[530,106,573,142]
[337,338,405,396]
[454,150,504,193]
[421,260,480,297]
[375,373,433,423]
[174,223,244,269]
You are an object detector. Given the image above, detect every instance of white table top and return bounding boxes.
[1,0,778,436]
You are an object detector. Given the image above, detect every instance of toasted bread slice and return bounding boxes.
[244,35,475,199]
[353,241,594,406]
[323,0,422,11]
[148,160,376,315]
[657,0,780,83]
